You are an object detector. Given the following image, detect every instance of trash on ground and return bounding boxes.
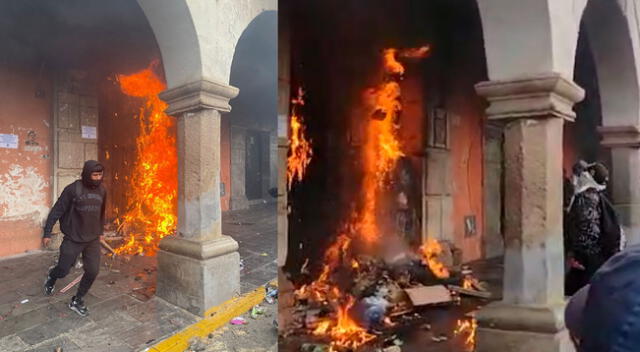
[300,343,329,352]
[404,285,453,306]
[20,299,29,304]
[230,317,247,325]
[251,305,265,319]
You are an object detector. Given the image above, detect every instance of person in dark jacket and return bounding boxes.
[565,244,640,351]
[565,161,623,295]
[42,160,106,316]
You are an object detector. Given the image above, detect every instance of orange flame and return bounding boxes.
[113,61,177,256]
[420,238,450,279]
[312,296,376,352]
[454,317,478,351]
[294,46,429,350]
[287,87,313,189]
[360,47,429,242]
[462,276,474,290]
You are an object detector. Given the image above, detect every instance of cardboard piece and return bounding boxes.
[404,285,453,306]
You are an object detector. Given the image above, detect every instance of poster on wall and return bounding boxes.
[0,134,18,149]
[81,126,97,140]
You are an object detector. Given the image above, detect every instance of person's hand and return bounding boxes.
[569,257,585,270]
[42,237,51,248]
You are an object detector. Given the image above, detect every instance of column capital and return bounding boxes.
[598,125,640,148]
[159,79,239,115]
[475,72,585,122]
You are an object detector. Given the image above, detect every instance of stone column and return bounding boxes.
[156,80,240,316]
[277,16,291,268]
[599,126,640,246]
[474,73,584,352]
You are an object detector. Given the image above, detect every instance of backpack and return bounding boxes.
[599,195,622,259]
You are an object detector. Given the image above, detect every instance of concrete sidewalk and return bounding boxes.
[0,203,277,352]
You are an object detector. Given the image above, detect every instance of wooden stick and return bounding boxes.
[59,275,83,293]
[448,285,492,299]
[100,239,117,255]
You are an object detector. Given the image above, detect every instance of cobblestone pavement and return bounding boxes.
[0,203,277,352]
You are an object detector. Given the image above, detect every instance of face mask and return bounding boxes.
[89,177,102,188]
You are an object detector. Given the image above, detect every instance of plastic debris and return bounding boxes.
[265,286,278,304]
[250,305,265,319]
[300,343,329,352]
[230,317,247,325]
[384,346,401,352]
[20,299,29,304]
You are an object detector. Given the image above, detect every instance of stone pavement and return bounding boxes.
[0,203,277,352]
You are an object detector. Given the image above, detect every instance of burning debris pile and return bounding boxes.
[284,47,489,351]
[286,233,489,352]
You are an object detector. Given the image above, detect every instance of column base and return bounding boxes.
[156,236,240,316]
[476,302,575,352]
[614,203,640,246]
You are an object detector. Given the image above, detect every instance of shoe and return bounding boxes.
[69,296,88,317]
[44,274,55,296]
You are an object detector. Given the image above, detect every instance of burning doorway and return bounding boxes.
[280,0,493,351]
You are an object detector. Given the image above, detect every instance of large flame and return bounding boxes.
[419,238,450,279]
[294,47,429,351]
[287,87,313,189]
[113,61,178,256]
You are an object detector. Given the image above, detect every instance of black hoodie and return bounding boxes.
[43,160,106,242]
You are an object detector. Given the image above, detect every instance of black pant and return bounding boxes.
[50,238,101,298]
[565,253,606,296]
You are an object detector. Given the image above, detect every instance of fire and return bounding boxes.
[293,46,430,350]
[312,296,376,352]
[113,61,178,256]
[287,87,313,189]
[462,276,474,290]
[360,47,428,243]
[420,238,450,279]
[454,317,478,351]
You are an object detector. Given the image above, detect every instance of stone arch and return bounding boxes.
[476,0,587,80]
[137,0,277,89]
[581,0,640,128]
[227,10,278,210]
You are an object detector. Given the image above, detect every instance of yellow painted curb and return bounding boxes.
[148,279,277,352]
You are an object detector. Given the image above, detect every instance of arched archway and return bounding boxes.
[579,0,640,246]
[474,0,640,351]
[140,0,278,316]
[226,11,278,211]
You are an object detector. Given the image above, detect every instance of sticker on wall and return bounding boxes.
[0,134,18,149]
[81,125,97,139]
[277,114,287,138]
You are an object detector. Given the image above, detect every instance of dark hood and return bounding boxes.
[81,160,104,189]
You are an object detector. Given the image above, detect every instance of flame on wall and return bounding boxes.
[113,61,178,256]
[287,87,313,189]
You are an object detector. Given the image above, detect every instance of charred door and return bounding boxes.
[245,130,264,200]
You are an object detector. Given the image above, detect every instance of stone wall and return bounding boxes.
[0,63,54,257]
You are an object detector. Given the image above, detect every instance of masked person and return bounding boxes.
[565,161,623,296]
[42,160,106,316]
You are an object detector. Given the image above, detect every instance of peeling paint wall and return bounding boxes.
[0,63,53,257]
